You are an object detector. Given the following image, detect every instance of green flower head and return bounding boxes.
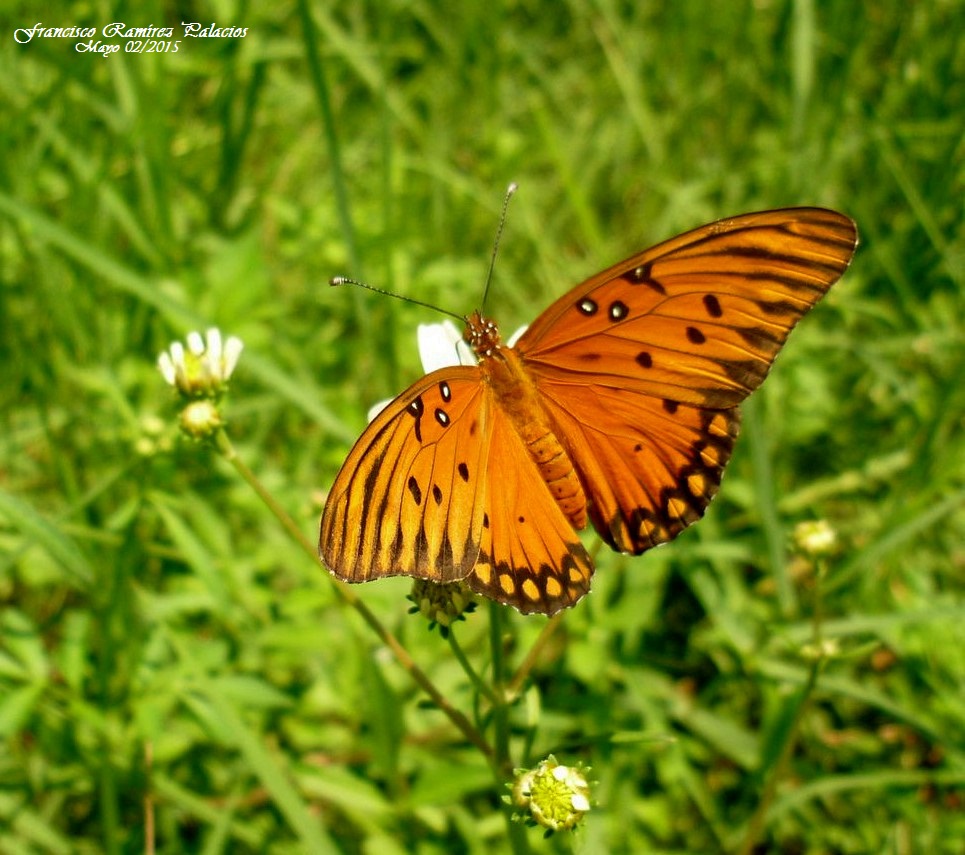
[407,579,476,636]
[509,755,591,833]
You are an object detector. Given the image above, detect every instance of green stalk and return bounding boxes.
[507,613,564,701]
[736,557,829,854]
[449,630,499,707]
[488,603,533,854]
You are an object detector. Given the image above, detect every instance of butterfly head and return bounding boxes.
[463,310,502,359]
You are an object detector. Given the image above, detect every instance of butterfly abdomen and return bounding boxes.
[482,346,588,530]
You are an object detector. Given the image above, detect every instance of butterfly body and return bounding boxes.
[467,313,589,529]
[321,208,858,615]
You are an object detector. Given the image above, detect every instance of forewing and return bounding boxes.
[320,367,490,584]
[517,208,857,408]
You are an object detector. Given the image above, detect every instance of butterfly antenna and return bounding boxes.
[329,276,464,323]
[480,181,518,311]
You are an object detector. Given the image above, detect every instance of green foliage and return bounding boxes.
[1,0,962,852]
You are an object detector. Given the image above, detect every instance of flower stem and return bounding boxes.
[487,603,532,855]
[507,612,564,701]
[735,558,828,854]
[488,603,512,775]
[212,428,494,762]
[449,630,498,706]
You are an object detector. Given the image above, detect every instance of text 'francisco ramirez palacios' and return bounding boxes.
[14,22,248,56]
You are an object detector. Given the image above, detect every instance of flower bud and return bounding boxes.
[509,755,591,833]
[407,579,476,636]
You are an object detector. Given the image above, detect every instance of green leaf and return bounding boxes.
[0,490,94,589]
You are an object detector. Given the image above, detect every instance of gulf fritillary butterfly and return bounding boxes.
[320,207,857,615]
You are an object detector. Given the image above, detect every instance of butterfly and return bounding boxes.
[320,208,857,615]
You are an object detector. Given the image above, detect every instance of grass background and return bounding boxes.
[1,0,963,852]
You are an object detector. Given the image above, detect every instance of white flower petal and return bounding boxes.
[157,352,176,385]
[367,398,391,423]
[170,341,186,368]
[418,321,469,372]
[222,336,244,378]
[186,331,204,355]
[506,325,528,347]
[205,328,223,368]
[455,337,475,365]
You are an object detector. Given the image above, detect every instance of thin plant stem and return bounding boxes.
[449,629,498,706]
[144,741,155,855]
[507,612,564,701]
[487,603,533,855]
[488,602,512,776]
[736,659,822,855]
[211,428,494,762]
[735,558,829,855]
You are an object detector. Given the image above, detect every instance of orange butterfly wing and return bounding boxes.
[534,385,740,554]
[516,207,857,554]
[319,366,593,613]
[320,369,487,583]
[519,208,858,407]
[468,403,592,613]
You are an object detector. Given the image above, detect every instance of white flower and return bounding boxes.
[367,320,527,422]
[418,320,476,372]
[792,519,838,557]
[158,328,243,398]
[506,325,528,347]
